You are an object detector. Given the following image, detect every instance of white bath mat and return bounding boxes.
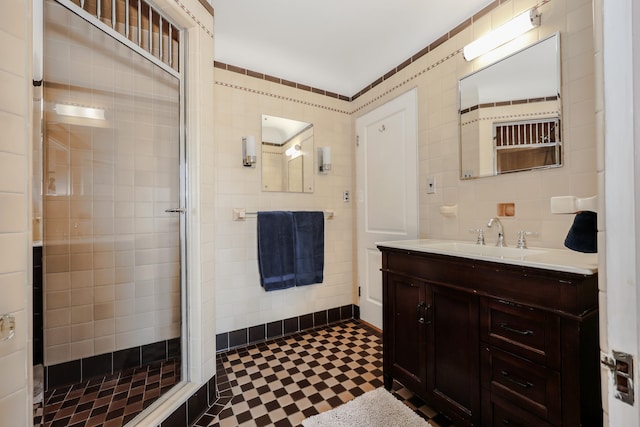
[302,387,431,427]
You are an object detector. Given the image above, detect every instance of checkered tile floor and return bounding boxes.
[195,320,453,427]
[35,358,180,427]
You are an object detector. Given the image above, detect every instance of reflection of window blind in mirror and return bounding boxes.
[494,117,561,174]
[458,33,561,179]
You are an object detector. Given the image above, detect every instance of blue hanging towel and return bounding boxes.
[257,211,296,291]
[293,211,325,286]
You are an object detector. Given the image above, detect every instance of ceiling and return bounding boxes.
[211,0,495,97]
[262,114,312,145]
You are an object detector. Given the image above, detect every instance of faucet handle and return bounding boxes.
[516,230,538,249]
[469,228,485,245]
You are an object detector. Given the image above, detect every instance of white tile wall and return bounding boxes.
[212,0,597,336]
[0,0,32,424]
[212,71,354,334]
[353,0,596,251]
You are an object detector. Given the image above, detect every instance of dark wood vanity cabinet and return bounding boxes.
[384,273,480,424]
[379,246,602,427]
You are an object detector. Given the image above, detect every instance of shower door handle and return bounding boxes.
[165,208,186,213]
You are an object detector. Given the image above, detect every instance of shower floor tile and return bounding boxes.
[40,358,180,427]
[196,320,453,427]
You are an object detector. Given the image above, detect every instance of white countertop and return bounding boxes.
[376,239,598,275]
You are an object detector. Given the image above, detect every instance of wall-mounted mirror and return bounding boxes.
[459,33,561,179]
[261,115,314,192]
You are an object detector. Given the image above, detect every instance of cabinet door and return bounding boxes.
[427,284,480,426]
[384,273,427,393]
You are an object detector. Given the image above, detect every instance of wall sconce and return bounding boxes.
[463,7,541,61]
[242,136,256,167]
[318,146,331,173]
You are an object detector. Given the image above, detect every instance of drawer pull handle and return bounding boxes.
[502,420,510,425]
[500,370,533,389]
[499,323,533,336]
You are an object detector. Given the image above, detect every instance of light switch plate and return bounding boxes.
[427,177,436,194]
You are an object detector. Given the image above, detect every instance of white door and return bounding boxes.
[356,88,419,330]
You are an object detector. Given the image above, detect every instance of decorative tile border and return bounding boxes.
[196,0,214,17]
[350,48,463,115]
[173,0,214,39]
[215,304,359,353]
[214,0,554,114]
[214,0,502,103]
[460,95,559,115]
[214,79,352,115]
[214,61,350,101]
[45,338,181,390]
[460,110,561,126]
[33,247,43,366]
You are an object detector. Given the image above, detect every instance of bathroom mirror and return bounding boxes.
[459,33,562,179]
[261,115,314,192]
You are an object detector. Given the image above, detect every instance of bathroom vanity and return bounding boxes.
[378,240,601,427]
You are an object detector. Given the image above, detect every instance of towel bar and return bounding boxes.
[233,208,334,221]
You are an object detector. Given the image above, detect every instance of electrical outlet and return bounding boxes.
[427,176,436,194]
[343,191,350,202]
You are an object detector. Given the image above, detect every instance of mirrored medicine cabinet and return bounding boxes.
[261,114,314,193]
[459,33,562,179]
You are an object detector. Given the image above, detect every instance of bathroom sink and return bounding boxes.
[419,241,545,259]
[376,239,598,275]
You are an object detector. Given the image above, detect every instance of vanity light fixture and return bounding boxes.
[285,144,301,157]
[318,146,331,173]
[463,7,541,61]
[242,136,257,167]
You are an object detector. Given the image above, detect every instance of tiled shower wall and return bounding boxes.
[42,0,181,366]
[0,0,32,424]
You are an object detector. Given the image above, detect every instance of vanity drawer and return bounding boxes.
[482,392,553,427]
[481,298,560,368]
[482,346,561,425]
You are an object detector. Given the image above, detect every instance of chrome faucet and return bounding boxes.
[487,217,506,247]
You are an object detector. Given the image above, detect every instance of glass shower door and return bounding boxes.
[39,0,183,422]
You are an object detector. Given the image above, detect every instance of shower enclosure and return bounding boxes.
[33,0,185,424]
